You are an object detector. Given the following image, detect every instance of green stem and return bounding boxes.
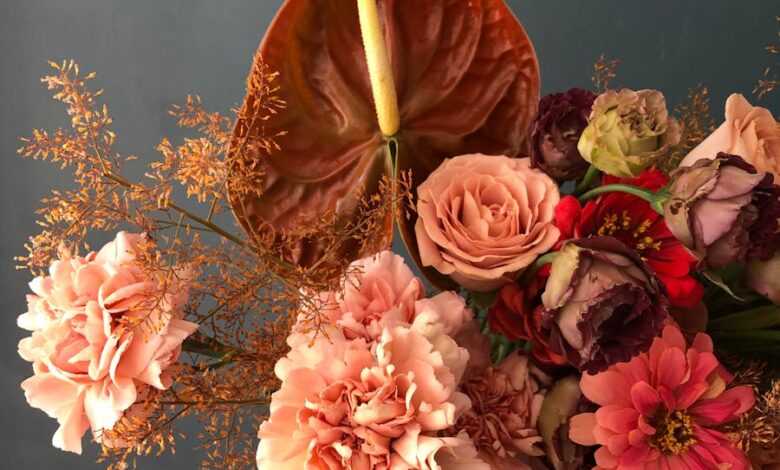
[574,165,601,194]
[579,184,665,214]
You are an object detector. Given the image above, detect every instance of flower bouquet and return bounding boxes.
[14,1,780,469]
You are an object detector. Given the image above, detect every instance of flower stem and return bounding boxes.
[574,165,601,194]
[578,184,665,214]
[357,0,400,137]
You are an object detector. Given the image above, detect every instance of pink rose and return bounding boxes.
[415,154,560,292]
[17,232,198,454]
[682,94,780,181]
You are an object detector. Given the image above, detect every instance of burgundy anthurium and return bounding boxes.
[228,0,540,282]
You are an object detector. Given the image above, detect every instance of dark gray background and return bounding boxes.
[1,1,777,468]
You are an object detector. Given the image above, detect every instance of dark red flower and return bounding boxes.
[555,169,704,308]
[488,267,568,368]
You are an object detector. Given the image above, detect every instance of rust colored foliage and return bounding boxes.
[229,0,540,285]
[17,59,407,469]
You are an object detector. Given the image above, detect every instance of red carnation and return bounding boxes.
[555,169,703,308]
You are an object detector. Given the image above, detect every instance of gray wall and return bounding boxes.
[1,1,777,468]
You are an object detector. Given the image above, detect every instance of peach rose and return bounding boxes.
[682,94,780,181]
[17,232,197,454]
[415,154,560,292]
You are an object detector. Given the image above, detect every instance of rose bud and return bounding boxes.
[578,88,681,177]
[541,237,668,374]
[663,153,780,270]
[531,88,597,181]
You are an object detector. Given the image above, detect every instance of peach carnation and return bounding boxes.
[17,232,198,454]
[415,154,560,292]
[569,325,754,469]
[302,251,425,340]
[258,323,482,470]
[456,352,549,469]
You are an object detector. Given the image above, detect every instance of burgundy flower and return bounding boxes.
[664,153,780,269]
[541,237,669,374]
[531,88,596,181]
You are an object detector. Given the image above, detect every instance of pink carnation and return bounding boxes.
[569,325,754,469]
[304,251,425,340]
[258,324,482,469]
[17,232,198,454]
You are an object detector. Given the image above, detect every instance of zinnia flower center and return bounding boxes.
[649,410,696,455]
[597,211,661,257]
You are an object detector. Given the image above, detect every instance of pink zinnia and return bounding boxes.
[569,325,754,469]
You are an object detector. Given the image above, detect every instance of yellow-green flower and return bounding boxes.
[578,89,681,177]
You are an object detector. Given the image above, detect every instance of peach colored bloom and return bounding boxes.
[258,324,483,470]
[456,352,548,469]
[682,94,780,182]
[300,251,425,340]
[415,154,560,292]
[17,232,197,454]
[569,325,754,470]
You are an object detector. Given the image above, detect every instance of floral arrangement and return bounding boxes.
[13,2,780,469]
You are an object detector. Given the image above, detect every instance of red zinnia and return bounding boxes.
[555,169,703,308]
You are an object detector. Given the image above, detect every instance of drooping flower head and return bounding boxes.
[541,237,668,373]
[664,153,780,269]
[17,232,198,454]
[531,88,597,181]
[578,89,681,177]
[415,154,560,292]
[554,169,703,308]
[569,325,755,469]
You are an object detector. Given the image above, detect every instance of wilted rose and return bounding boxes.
[541,237,668,373]
[578,89,681,177]
[664,153,780,269]
[531,88,596,181]
[415,154,560,292]
[682,93,780,183]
